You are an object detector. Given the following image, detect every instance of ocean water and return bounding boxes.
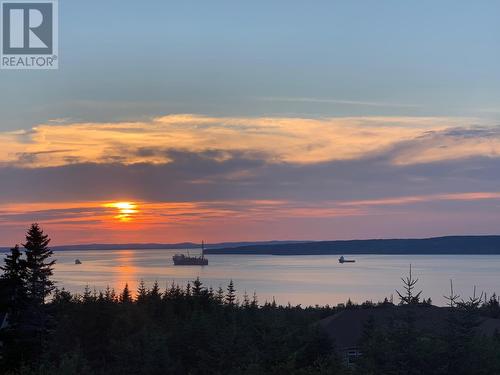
[3,249,500,306]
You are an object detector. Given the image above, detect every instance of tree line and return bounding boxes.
[1,224,499,374]
[0,224,341,374]
[357,265,500,375]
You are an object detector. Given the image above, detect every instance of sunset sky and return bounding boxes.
[1,1,500,245]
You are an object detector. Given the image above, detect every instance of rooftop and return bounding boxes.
[319,305,500,350]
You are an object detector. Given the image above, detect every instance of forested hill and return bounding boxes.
[204,235,500,255]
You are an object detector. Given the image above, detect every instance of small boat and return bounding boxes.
[75,259,82,265]
[339,256,355,264]
[173,241,208,266]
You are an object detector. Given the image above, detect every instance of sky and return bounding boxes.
[1,0,500,245]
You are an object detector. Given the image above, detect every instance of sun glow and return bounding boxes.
[105,201,139,222]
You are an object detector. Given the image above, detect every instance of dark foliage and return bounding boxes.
[1,224,57,368]
[23,223,55,305]
[356,307,500,375]
[0,245,27,317]
[1,281,340,375]
[355,277,500,375]
[396,264,422,305]
[1,227,499,375]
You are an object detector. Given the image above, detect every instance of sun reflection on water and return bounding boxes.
[114,250,138,289]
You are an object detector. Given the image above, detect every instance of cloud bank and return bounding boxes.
[1,114,495,168]
[1,114,500,244]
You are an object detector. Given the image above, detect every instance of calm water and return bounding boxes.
[4,249,500,306]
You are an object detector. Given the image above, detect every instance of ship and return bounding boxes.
[173,241,208,266]
[338,256,355,264]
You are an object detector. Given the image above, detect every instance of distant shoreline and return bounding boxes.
[205,235,500,255]
[2,235,500,255]
[0,240,308,252]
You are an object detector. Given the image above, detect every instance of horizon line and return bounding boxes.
[2,233,500,250]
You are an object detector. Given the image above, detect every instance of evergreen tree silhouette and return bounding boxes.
[483,293,500,318]
[149,280,161,301]
[15,224,56,366]
[242,290,250,308]
[120,283,132,303]
[0,245,28,368]
[251,291,258,309]
[192,277,203,297]
[271,297,277,308]
[104,286,116,302]
[215,286,224,305]
[164,282,175,300]
[82,285,93,303]
[444,279,460,307]
[396,264,422,305]
[0,245,27,317]
[23,224,55,305]
[226,280,236,306]
[457,286,483,339]
[136,280,148,303]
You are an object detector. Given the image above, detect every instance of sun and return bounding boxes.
[105,201,139,222]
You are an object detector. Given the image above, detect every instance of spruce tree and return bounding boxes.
[149,280,161,301]
[0,245,28,368]
[215,286,224,305]
[192,277,203,297]
[136,280,148,303]
[23,224,55,305]
[444,279,460,307]
[225,280,236,306]
[242,290,250,308]
[0,245,27,315]
[82,285,93,303]
[250,291,258,309]
[15,224,56,366]
[120,283,132,303]
[396,264,422,305]
[104,286,116,302]
[1,244,24,281]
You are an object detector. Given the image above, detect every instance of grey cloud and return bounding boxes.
[14,149,76,165]
[439,127,500,138]
[0,207,108,222]
[0,145,499,204]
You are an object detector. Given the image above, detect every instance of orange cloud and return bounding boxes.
[2,191,500,244]
[0,114,490,168]
[339,192,500,207]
